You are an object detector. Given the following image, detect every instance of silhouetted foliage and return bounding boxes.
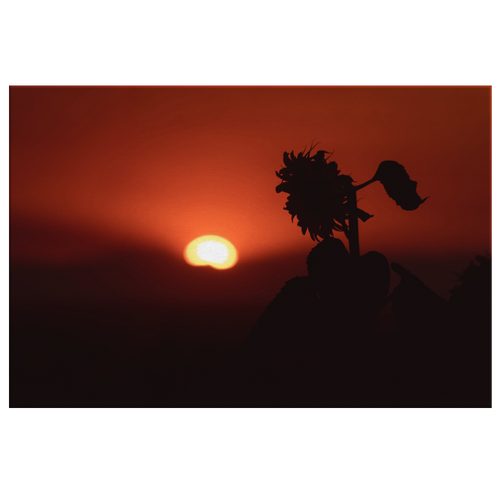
[390,262,448,332]
[307,238,390,324]
[449,255,491,319]
[276,146,427,249]
[246,238,390,359]
[244,238,391,405]
[239,145,491,407]
[374,161,428,210]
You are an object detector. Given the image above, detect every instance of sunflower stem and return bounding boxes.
[347,183,360,257]
[354,177,377,191]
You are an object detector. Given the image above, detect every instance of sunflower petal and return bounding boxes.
[281,183,297,195]
[283,152,293,168]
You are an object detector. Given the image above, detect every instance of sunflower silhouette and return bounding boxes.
[275,146,372,241]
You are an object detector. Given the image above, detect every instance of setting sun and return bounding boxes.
[184,235,238,269]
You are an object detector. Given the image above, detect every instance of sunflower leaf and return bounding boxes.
[374,161,428,211]
[357,208,373,222]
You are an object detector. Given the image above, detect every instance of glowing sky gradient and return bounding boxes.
[10,86,491,269]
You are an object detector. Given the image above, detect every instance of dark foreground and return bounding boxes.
[10,255,491,408]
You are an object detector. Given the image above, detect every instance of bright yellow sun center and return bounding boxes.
[196,241,229,263]
[184,235,238,269]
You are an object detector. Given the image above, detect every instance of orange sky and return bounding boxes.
[10,86,491,266]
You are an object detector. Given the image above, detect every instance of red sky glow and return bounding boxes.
[10,86,491,275]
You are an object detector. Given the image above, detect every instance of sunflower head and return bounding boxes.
[276,147,364,241]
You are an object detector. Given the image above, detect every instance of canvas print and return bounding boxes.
[9,86,491,407]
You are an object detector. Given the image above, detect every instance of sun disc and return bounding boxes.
[196,240,229,263]
[184,235,238,269]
